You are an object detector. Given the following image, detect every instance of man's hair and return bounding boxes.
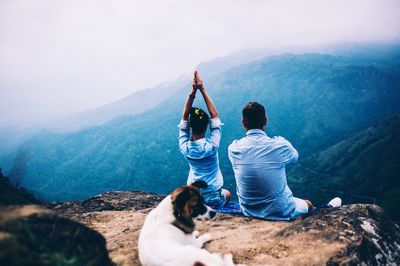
[189,107,210,135]
[242,102,266,129]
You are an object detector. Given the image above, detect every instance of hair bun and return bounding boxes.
[190,107,203,116]
[189,107,197,115]
[191,108,206,120]
[189,107,210,134]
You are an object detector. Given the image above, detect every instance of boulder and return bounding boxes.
[0,205,114,266]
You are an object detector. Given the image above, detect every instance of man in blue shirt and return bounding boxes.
[228,102,341,220]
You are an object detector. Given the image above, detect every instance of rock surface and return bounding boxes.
[52,191,164,216]
[0,205,114,266]
[52,191,400,266]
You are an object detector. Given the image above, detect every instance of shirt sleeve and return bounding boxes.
[275,136,299,164]
[228,141,237,164]
[209,117,223,148]
[178,120,190,153]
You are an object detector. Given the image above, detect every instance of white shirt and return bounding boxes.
[228,129,299,220]
[178,118,224,194]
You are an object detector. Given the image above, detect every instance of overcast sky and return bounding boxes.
[0,0,399,127]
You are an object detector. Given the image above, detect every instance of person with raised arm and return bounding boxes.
[178,71,231,207]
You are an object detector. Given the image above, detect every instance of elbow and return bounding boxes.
[293,149,299,160]
[291,150,299,163]
[178,143,186,154]
[211,111,218,119]
[212,142,220,149]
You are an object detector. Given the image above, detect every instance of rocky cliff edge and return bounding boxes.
[1,191,399,266]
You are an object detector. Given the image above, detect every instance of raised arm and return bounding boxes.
[182,83,197,121]
[194,71,218,118]
[178,82,197,153]
[193,71,222,147]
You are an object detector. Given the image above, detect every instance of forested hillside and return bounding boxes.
[288,113,400,221]
[0,169,40,206]
[7,52,400,202]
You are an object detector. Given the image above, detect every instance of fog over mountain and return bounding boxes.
[1,0,400,127]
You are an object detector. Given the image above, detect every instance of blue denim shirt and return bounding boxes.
[228,129,298,220]
[178,118,224,194]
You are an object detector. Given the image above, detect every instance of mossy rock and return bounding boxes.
[0,205,114,266]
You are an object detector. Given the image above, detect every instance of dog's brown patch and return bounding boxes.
[171,185,202,234]
[193,262,206,266]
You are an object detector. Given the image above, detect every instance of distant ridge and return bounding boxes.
[289,113,400,221]
[50,76,189,132]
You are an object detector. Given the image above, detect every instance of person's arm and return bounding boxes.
[194,71,218,118]
[178,72,200,150]
[275,137,299,164]
[181,86,197,121]
[200,89,218,118]
[286,144,299,164]
[178,122,190,153]
[194,71,222,147]
[178,78,198,152]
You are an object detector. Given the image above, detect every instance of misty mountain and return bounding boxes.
[49,76,189,132]
[0,49,276,174]
[0,126,42,177]
[50,49,274,133]
[6,50,400,203]
[288,113,400,221]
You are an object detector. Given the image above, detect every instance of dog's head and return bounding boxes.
[170,180,216,234]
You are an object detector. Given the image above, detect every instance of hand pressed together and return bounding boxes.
[192,70,204,91]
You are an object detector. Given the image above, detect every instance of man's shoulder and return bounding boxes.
[228,136,248,149]
[272,136,293,147]
[229,135,291,148]
[272,136,288,143]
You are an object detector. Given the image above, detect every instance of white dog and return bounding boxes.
[138,181,240,266]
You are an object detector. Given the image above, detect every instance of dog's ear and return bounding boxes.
[171,186,197,234]
[171,187,191,216]
[191,180,208,189]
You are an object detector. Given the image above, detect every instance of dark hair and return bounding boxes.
[189,107,210,135]
[242,102,266,129]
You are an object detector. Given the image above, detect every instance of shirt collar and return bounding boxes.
[189,138,206,145]
[246,129,267,136]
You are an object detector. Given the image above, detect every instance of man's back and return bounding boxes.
[228,129,299,220]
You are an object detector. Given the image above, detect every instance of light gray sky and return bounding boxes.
[0,0,399,126]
